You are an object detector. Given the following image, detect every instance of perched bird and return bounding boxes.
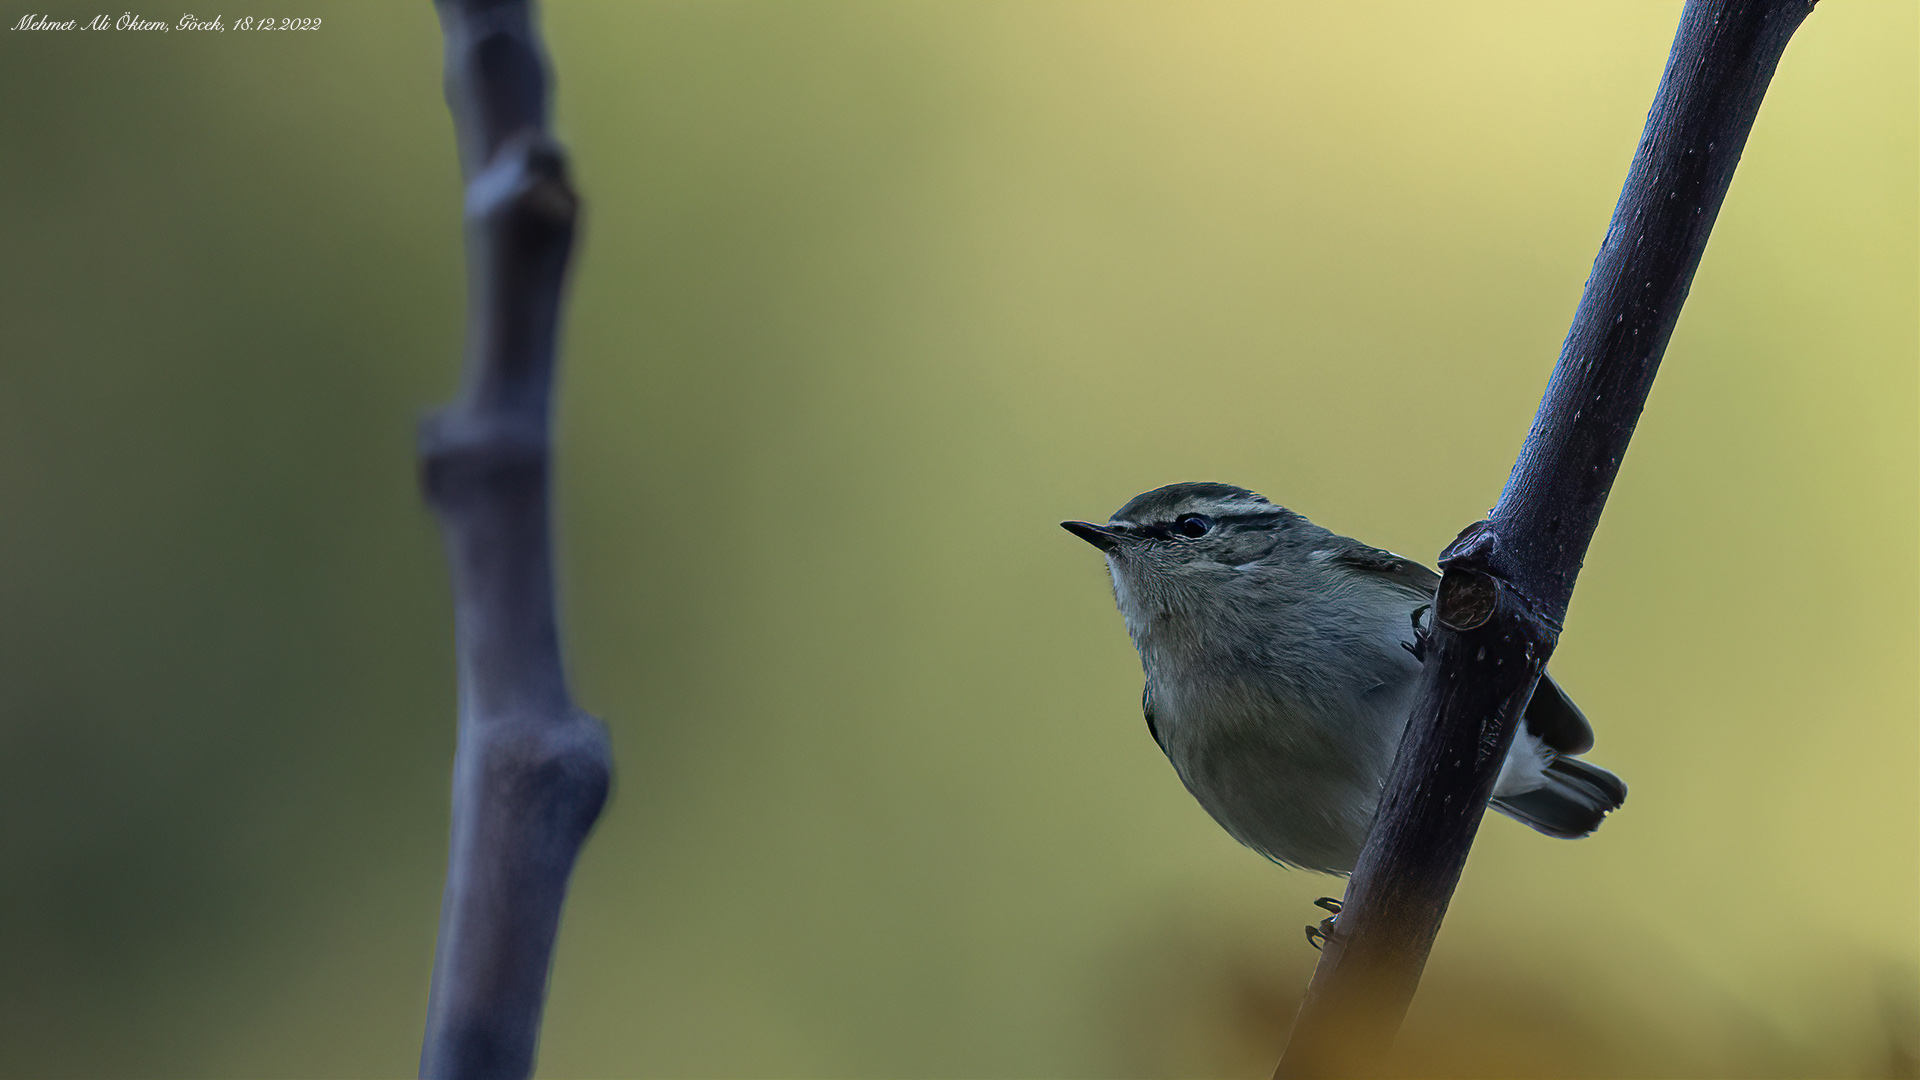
[1063,482,1625,876]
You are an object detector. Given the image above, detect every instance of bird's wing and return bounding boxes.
[1329,536,1596,755]
[1142,684,1164,751]
[1522,673,1595,755]
[1326,539,1441,597]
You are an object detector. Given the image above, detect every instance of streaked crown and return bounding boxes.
[1111,482,1278,526]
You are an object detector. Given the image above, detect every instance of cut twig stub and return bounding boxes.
[1433,568,1497,632]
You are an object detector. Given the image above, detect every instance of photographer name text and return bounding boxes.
[12,13,321,32]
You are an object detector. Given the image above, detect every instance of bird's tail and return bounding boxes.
[1490,756,1627,839]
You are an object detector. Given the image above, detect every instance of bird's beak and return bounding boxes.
[1061,520,1122,552]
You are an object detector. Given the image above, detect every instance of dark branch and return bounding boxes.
[418,3,611,1078]
[1275,1,1813,1074]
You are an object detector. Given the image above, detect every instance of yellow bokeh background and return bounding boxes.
[0,2,1912,1076]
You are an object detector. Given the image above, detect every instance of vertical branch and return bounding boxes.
[418,2,611,1078]
[1275,0,1813,1075]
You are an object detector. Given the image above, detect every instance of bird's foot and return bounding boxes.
[1402,604,1433,662]
[1305,897,1342,950]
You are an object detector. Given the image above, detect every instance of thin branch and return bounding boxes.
[418,2,611,1078]
[1275,1,1813,1074]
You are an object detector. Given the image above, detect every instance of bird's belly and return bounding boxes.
[1162,692,1402,875]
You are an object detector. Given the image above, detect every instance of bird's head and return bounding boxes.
[1062,482,1307,619]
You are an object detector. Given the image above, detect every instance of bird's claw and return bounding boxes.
[1304,914,1338,951]
[1305,896,1342,949]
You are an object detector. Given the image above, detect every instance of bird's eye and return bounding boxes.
[1175,514,1213,538]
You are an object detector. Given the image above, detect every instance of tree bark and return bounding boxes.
[417,3,611,1078]
[1275,1,1815,1075]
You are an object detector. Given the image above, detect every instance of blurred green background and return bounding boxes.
[1,2,1913,1076]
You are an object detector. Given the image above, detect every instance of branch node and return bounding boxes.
[1436,518,1497,570]
[418,410,547,510]
[466,132,577,227]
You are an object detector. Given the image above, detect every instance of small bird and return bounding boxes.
[1063,482,1625,876]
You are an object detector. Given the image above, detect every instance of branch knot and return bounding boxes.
[1430,519,1565,638]
[466,132,577,227]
